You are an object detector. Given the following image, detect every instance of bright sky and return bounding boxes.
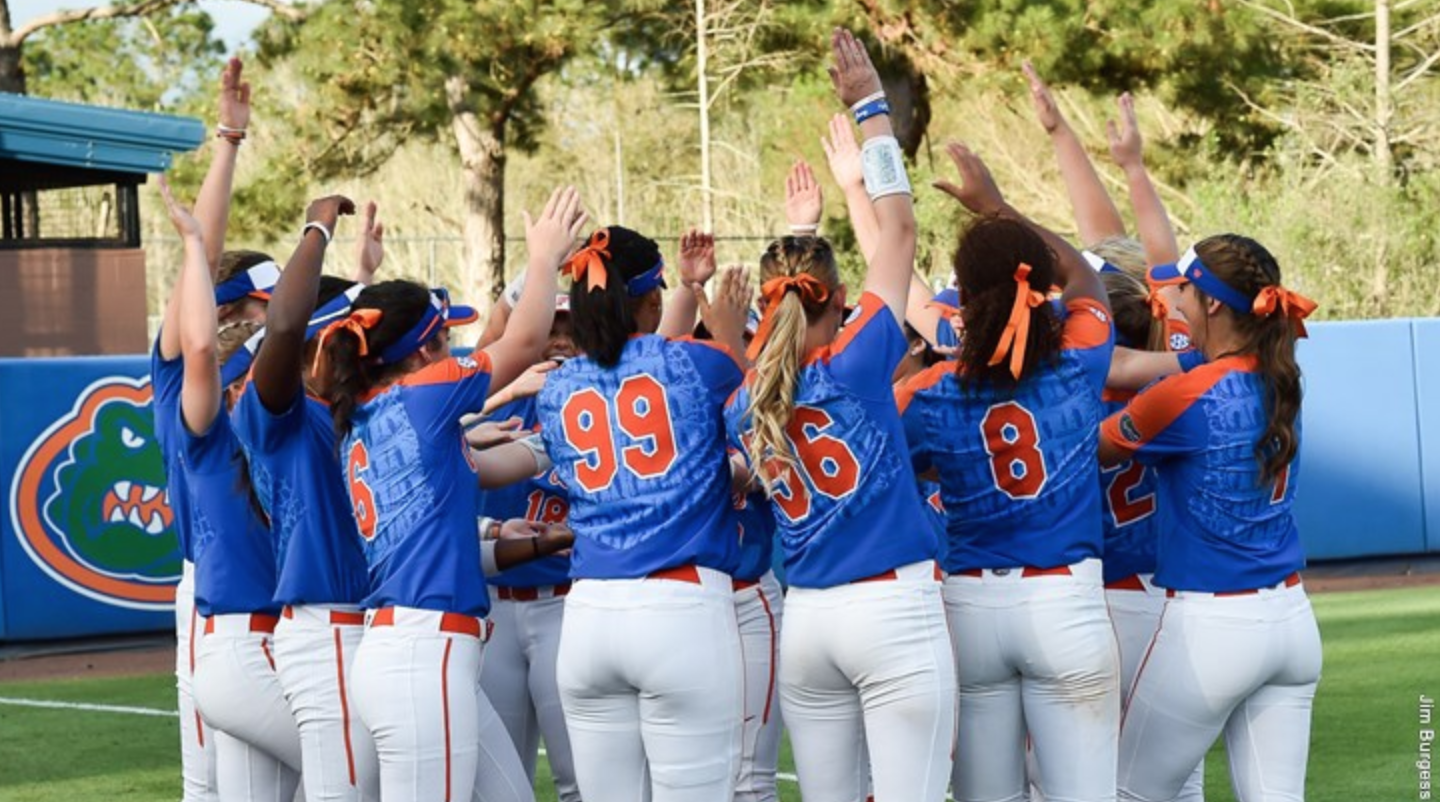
[10,0,271,51]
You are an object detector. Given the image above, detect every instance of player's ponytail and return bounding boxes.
[568,226,665,368]
[1101,270,1167,353]
[319,280,432,440]
[952,216,1063,389]
[1193,234,1309,484]
[745,237,840,491]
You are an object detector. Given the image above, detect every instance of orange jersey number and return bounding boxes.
[762,406,862,524]
[1104,461,1156,527]
[346,440,379,541]
[561,374,678,493]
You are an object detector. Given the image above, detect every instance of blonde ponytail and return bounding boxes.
[745,291,808,491]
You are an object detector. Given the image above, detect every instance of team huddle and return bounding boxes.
[155,28,1323,802]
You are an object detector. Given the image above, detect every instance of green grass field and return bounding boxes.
[1,585,1435,801]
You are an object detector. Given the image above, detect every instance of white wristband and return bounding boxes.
[848,90,886,114]
[860,136,911,200]
[302,220,333,245]
[502,273,526,308]
[788,224,819,235]
[517,434,553,475]
[478,516,500,542]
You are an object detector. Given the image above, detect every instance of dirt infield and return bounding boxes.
[1,567,1435,685]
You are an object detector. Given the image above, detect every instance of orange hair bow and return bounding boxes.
[746,274,832,361]
[1146,285,1171,321]
[1252,285,1317,338]
[565,229,612,292]
[987,263,1047,381]
[311,308,383,376]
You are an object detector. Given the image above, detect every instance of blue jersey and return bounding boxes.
[180,409,280,617]
[734,489,776,583]
[537,336,744,580]
[1100,355,1304,593]
[919,479,948,548]
[151,340,195,562]
[232,386,369,607]
[344,355,494,616]
[476,396,572,589]
[1098,390,1158,583]
[898,298,1114,573]
[727,293,938,589]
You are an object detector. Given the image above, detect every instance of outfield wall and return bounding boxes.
[1,319,1437,639]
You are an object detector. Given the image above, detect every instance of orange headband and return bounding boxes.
[1252,285,1317,338]
[746,274,832,361]
[311,308,383,376]
[565,229,612,292]
[987,263,1046,381]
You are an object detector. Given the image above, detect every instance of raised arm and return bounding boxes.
[352,200,385,284]
[935,142,1108,312]
[482,186,585,392]
[250,196,355,412]
[161,179,220,435]
[657,228,715,338]
[1107,93,1179,266]
[820,113,879,263]
[783,159,824,236]
[694,265,753,363]
[1023,61,1125,246]
[829,28,914,324]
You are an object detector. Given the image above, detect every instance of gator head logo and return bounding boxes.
[8,376,180,610]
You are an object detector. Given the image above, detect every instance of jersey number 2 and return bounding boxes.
[561,375,678,493]
[981,401,1049,500]
[1104,461,1156,527]
[346,441,378,541]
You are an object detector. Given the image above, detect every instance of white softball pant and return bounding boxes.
[480,586,580,802]
[734,571,784,802]
[557,566,743,802]
[176,561,219,802]
[1118,579,1322,802]
[945,558,1121,802]
[193,613,304,802]
[352,606,534,802]
[1105,577,1202,802]
[274,605,379,802]
[781,560,956,802]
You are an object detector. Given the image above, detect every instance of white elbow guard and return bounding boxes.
[517,434,553,474]
[861,135,911,201]
[502,273,526,308]
[481,539,500,577]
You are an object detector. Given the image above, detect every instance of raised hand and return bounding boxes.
[696,265,753,353]
[677,228,717,287]
[784,160,824,229]
[217,57,251,132]
[355,200,385,281]
[1107,93,1143,171]
[158,176,203,241]
[506,360,558,401]
[827,28,882,109]
[820,113,864,192]
[1022,61,1065,135]
[523,186,588,271]
[933,142,1006,216]
[306,195,357,234]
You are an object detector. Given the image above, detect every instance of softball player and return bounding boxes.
[319,186,581,801]
[901,145,1121,802]
[161,181,303,801]
[536,226,751,802]
[477,295,581,802]
[1103,236,1322,802]
[727,30,955,802]
[231,196,381,802]
[151,57,259,801]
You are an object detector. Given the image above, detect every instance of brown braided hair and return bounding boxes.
[1192,234,1302,484]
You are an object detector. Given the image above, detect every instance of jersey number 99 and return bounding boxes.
[346,441,379,541]
[561,375,678,493]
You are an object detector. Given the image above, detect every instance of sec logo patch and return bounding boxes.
[8,376,180,610]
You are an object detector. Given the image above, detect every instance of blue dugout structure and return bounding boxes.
[0,320,1436,640]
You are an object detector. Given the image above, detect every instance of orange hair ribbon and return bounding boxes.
[1146,285,1171,321]
[745,274,832,361]
[1251,285,1317,338]
[565,229,612,292]
[311,308,383,376]
[987,263,1047,380]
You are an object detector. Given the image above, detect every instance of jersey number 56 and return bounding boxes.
[560,375,678,493]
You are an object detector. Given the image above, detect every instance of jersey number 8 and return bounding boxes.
[981,401,1049,501]
[561,374,678,493]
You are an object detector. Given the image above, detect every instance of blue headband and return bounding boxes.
[376,287,479,365]
[214,260,282,305]
[219,284,366,387]
[1148,247,1254,313]
[625,259,667,297]
[1082,250,1123,275]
